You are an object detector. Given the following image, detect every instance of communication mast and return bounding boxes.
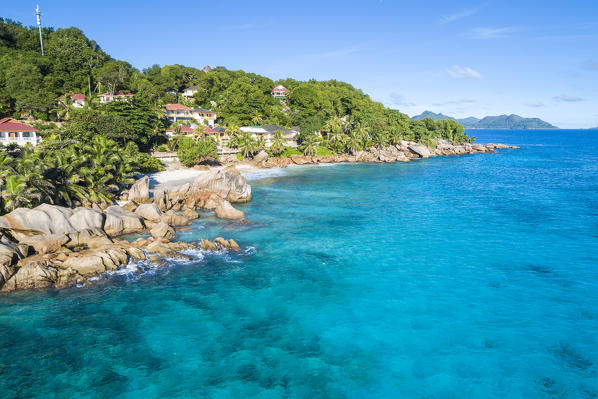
[36,4,44,55]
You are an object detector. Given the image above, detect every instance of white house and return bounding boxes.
[99,92,135,103]
[182,85,198,100]
[271,84,289,99]
[0,118,42,146]
[58,93,86,108]
[164,104,216,127]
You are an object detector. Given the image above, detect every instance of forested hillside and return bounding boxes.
[0,18,471,145]
[0,18,474,212]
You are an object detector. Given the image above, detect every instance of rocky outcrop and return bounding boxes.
[127,176,150,203]
[20,234,69,255]
[215,200,245,220]
[104,205,146,236]
[135,203,163,223]
[408,144,431,159]
[150,222,176,240]
[253,150,269,163]
[0,166,257,294]
[190,166,252,203]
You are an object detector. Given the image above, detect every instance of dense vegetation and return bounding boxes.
[412,111,557,129]
[0,137,162,213]
[0,17,474,211]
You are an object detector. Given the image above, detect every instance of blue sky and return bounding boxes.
[5,0,598,128]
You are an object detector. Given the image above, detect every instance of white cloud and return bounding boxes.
[389,92,415,107]
[581,60,598,71]
[553,94,585,102]
[525,101,545,108]
[471,27,517,39]
[446,66,482,79]
[432,98,478,106]
[442,8,476,23]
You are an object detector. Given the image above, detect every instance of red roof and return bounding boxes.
[0,118,38,132]
[272,85,289,92]
[166,125,194,133]
[71,93,86,100]
[203,127,219,134]
[165,103,192,111]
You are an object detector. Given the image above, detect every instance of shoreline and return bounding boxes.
[0,140,518,293]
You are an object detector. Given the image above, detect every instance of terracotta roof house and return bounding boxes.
[165,124,195,137]
[0,118,41,146]
[58,93,87,108]
[164,104,217,127]
[271,85,289,99]
[99,91,135,103]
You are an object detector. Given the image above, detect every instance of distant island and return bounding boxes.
[412,111,558,129]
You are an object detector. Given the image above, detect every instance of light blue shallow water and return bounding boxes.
[1,129,598,398]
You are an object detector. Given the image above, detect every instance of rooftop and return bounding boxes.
[165,103,193,111]
[0,118,38,132]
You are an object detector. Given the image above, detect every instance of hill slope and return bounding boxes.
[412,111,557,129]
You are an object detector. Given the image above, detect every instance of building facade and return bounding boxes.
[182,86,198,100]
[271,85,289,99]
[58,93,87,108]
[164,104,216,127]
[0,118,41,146]
[99,92,135,103]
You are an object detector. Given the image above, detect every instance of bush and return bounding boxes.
[136,153,164,173]
[157,145,168,152]
[177,137,218,166]
[279,147,301,157]
[315,146,333,156]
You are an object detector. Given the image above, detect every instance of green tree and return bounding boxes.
[270,130,286,156]
[300,134,318,156]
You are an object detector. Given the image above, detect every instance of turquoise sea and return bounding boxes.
[1,129,598,398]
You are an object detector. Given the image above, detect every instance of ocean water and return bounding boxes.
[1,129,598,398]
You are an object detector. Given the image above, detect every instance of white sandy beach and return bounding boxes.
[147,163,290,191]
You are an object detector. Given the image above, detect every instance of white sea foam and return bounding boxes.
[243,168,289,181]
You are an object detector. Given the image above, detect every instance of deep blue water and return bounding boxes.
[1,129,598,398]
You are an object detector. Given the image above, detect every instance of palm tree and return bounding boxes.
[238,132,257,159]
[2,175,33,212]
[193,124,207,140]
[53,94,75,121]
[251,114,263,126]
[346,129,362,154]
[270,130,286,156]
[256,136,266,152]
[300,134,318,156]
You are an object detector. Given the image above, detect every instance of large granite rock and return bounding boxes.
[0,204,76,237]
[1,260,58,291]
[253,150,269,163]
[104,206,145,237]
[128,176,150,203]
[135,203,163,222]
[190,166,251,203]
[20,234,69,255]
[408,144,431,158]
[150,222,176,240]
[215,200,245,220]
[153,189,170,212]
[69,207,105,231]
